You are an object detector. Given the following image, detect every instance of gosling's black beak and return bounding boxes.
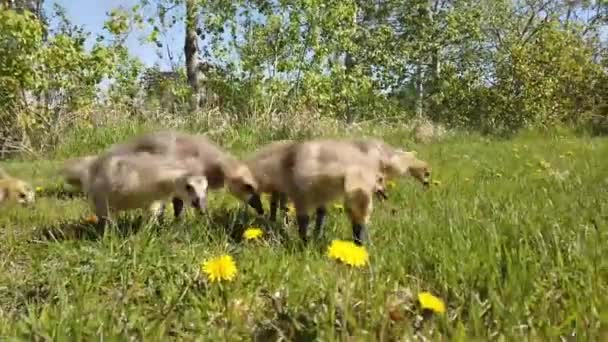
[375,189,389,201]
[423,181,430,189]
[247,194,264,215]
[192,197,207,212]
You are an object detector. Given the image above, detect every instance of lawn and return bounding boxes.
[1,130,607,340]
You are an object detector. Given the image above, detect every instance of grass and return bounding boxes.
[1,127,607,340]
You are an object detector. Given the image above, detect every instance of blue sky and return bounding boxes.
[44,0,184,70]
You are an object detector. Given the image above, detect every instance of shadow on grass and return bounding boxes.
[168,205,331,255]
[253,313,318,342]
[28,205,329,255]
[31,221,101,242]
[29,215,155,242]
[250,288,378,341]
[2,277,56,319]
[189,206,335,254]
[252,290,320,342]
[35,183,85,200]
[195,206,295,245]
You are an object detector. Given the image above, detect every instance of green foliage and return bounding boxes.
[510,23,602,123]
[0,5,119,153]
[103,6,138,40]
[139,66,191,114]
[462,21,603,134]
[106,47,145,114]
[0,7,44,112]
[1,0,608,154]
[420,1,607,134]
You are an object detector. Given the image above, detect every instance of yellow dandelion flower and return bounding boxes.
[327,240,369,267]
[432,180,441,186]
[201,255,237,282]
[84,214,98,224]
[387,180,397,190]
[417,291,446,314]
[35,186,44,192]
[327,240,349,260]
[243,227,263,240]
[333,203,344,211]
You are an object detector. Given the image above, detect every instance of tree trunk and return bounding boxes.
[415,63,424,118]
[185,0,201,113]
[344,6,359,124]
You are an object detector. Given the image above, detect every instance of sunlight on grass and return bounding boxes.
[0,132,607,339]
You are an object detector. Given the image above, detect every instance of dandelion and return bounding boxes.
[327,240,369,267]
[201,255,237,283]
[432,180,441,186]
[84,214,98,224]
[387,180,397,190]
[333,203,344,211]
[243,227,263,241]
[35,186,44,193]
[417,291,446,314]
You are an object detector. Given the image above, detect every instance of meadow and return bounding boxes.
[1,125,607,340]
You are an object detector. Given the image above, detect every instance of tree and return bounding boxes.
[185,0,201,112]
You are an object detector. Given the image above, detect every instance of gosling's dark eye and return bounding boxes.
[243,183,254,193]
[185,184,195,193]
[424,171,430,177]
